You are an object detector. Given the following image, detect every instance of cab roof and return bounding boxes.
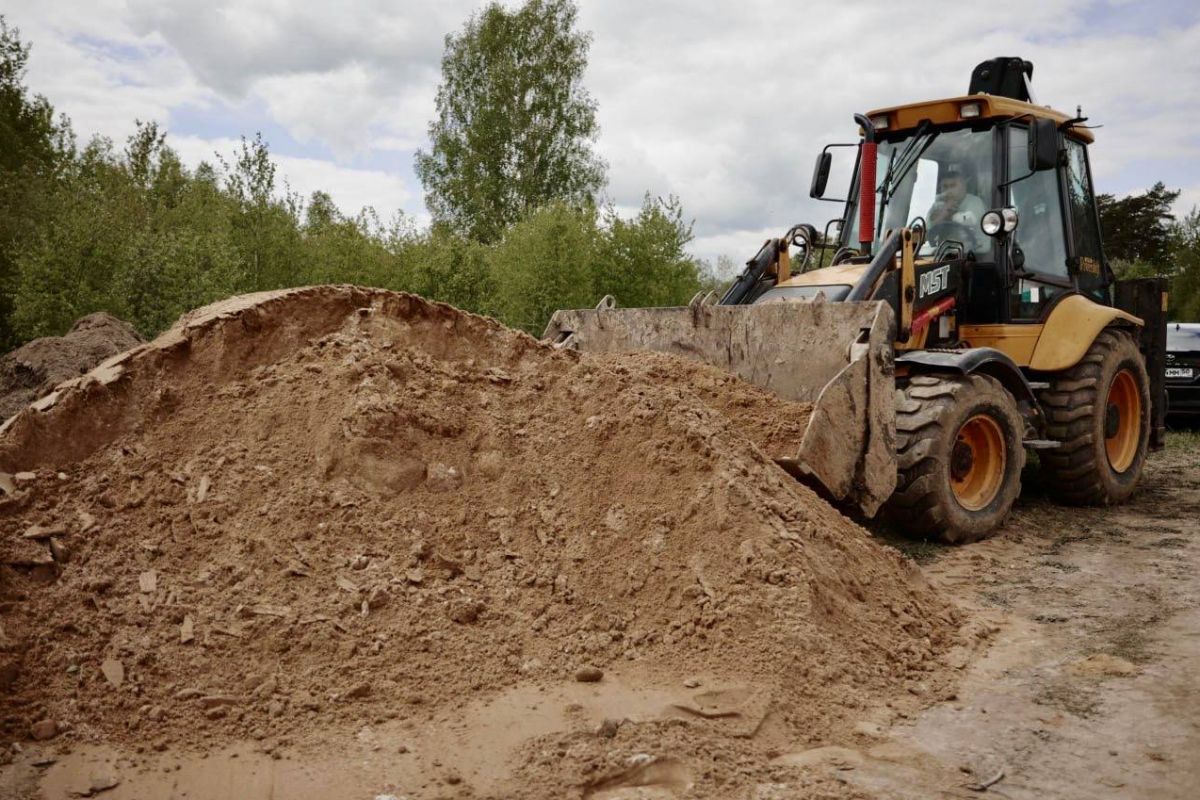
[865,94,1094,143]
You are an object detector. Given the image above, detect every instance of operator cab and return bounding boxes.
[732,57,1112,351]
[802,57,1106,332]
[832,92,1102,325]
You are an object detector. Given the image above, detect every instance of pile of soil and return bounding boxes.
[0,287,965,797]
[0,313,143,423]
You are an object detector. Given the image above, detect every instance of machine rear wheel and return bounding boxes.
[1037,328,1150,505]
[887,374,1025,544]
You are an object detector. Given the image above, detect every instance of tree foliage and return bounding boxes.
[0,18,73,348]
[1097,182,1179,265]
[415,0,606,243]
[1100,183,1199,321]
[1168,209,1200,321]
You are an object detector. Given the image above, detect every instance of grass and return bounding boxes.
[1165,428,1200,451]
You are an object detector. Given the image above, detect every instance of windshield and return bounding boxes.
[845,127,996,257]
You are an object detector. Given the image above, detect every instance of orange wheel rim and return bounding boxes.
[1105,369,1141,473]
[950,414,1007,511]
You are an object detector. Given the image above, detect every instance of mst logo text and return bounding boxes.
[919,265,951,298]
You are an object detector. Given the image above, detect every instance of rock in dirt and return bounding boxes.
[100,659,124,689]
[30,719,58,740]
[49,538,70,563]
[68,767,120,797]
[447,599,485,624]
[22,524,66,540]
[138,570,157,593]
[597,718,622,738]
[343,682,372,700]
[426,463,463,492]
[575,666,604,683]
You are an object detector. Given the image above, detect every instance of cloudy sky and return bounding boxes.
[6,0,1200,266]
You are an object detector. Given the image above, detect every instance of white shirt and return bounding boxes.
[928,193,988,251]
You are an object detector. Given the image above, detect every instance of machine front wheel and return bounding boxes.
[886,374,1026,544]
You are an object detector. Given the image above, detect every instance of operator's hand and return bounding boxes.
[930,195,958,223]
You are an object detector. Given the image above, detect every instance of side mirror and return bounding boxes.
[1028,118,1058,172]
[810,151,832,198]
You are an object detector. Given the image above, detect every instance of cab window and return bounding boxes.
[847,126,995,258]
[1065,139,1106,296]
[1007,126,1069,281]
[1007,126,1070,320]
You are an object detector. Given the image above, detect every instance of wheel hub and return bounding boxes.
[1104,369,1142,473]
[1104,403,1120,439]
[950,414,1007,512]
[950,440,975,481]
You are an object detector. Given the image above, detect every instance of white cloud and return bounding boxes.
[6,0,215,146]
[1176,184,1200,220]
[170,135,416,222]
[6,0,1200,265]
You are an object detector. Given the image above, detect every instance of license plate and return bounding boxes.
[1166,367,1194,379]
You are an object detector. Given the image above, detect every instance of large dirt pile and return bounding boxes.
[0,287,964,798]
[0,313,143,424]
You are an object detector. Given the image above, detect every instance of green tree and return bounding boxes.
[1097,182,1179,266]
[11,124,242,338]
[0,17,72,347]
[1169,208,1200,321]
[219,133,303,290]
[298,192,394,288]
[390,225,495,316]
[593,194,703,308]
[415,0,606,243]
[489,202,598,333]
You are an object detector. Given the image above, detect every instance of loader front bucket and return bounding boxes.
[543,301,897,516]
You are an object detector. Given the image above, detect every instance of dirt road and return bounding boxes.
[830,433,1200,799]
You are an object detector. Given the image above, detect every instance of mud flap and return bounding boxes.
[543,301,897,516]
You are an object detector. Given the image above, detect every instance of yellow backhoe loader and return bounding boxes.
[544,57,1168,543]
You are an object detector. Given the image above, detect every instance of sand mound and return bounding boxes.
[0,313,143,424]
[0,287,962,797]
